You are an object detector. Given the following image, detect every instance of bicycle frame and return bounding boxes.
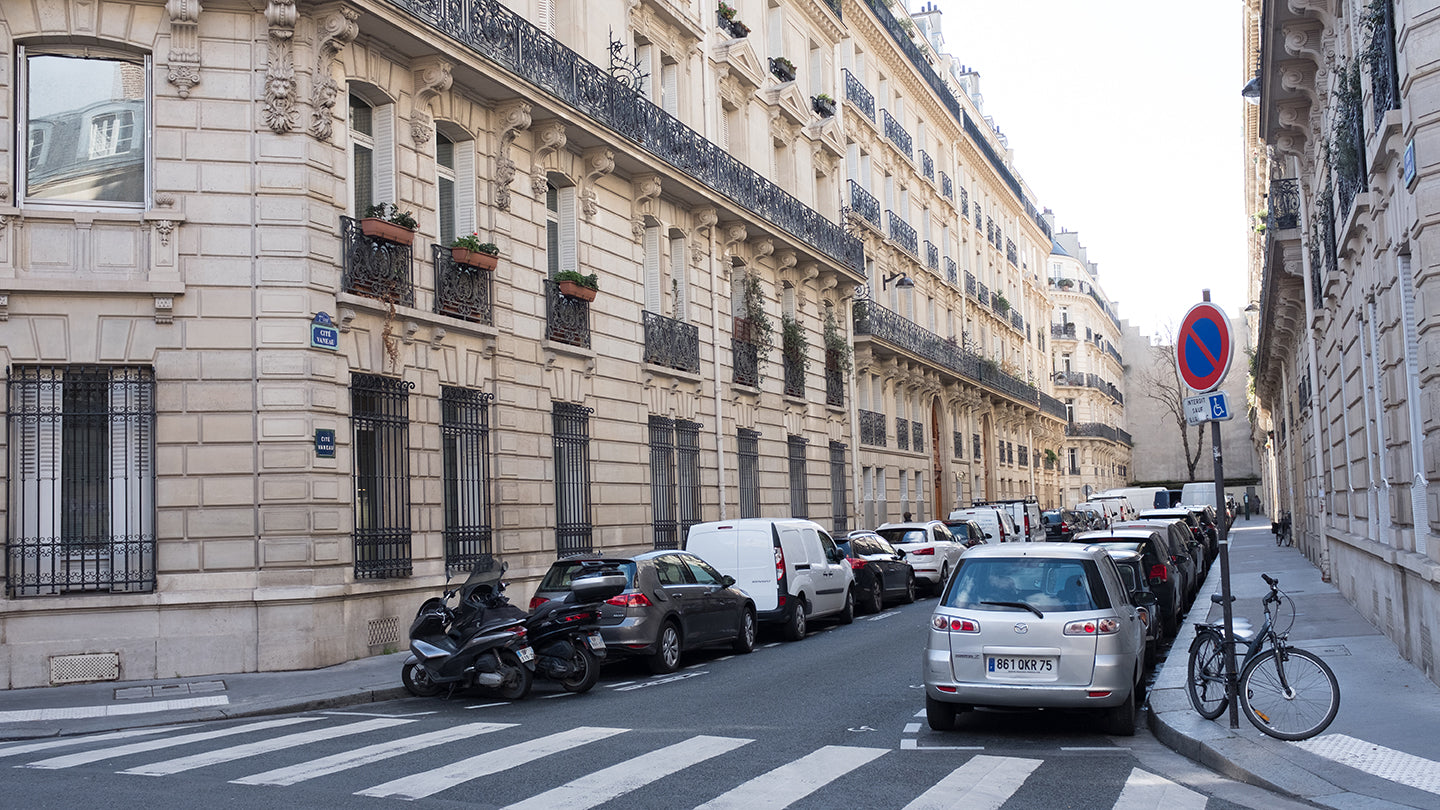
[1196,580,1287,698]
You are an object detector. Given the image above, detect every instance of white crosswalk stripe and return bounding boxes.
[501,734,753,810]
[354,725,628,801]
[1112,768,1208,810]
[902,754,1042,810]
[694,744,889,810]
[18,717,321,770]
[0,727,177,759]
[232,721,516,787]
[119,717,411,776]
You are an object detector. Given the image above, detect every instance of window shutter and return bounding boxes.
[538,0,554,35]
[374,105,396,208]
[661,62,679,116]
[636,44,654,100]
[558,186,578,273]
[456,140,476,236]
[644,225,662,313]
[720,108,730,150]
[669,236,688,319]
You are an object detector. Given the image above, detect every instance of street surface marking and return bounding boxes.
[464,702,508,709]
[901,739,983,751]
[901,754,1041,810]
[120,717,411,776]
[867,612,900,622]
[615,670,707,691]
[355,726,627,801]
[232,722,514,786]
[904,722,922,733]
[0,695,229,722]
[501,735,752,810]
[694,745,888,810]
[322,710,436,718]
[20,717,321,769]
[539,692,579,699]
[1293,734,1440,796]
[0,727,177,759]
[1111,767,1207,810]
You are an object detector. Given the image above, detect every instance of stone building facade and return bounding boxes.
[1246,0,1440,685]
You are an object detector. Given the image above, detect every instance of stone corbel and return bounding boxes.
[493,101,533,211]
[751,237,775,264]
[530,121,568,195]
[262,0,298,134]
[722,223,748,263]
[410,58,453,145]
[154,297,174,324]
[691,206,718,237]
[632,174,663,239]
[165,0,203,98]
[309,4,361,142]
[580,146,615,220]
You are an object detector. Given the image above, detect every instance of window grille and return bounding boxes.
[788,435,809,519]
[973,433,981,460]
[441,386,493,574]
[829,441,848,534]
[553,402,594,556]
[649,415,678,550]
[6,366,155,596]
[677,421,702,541]
[738,428,760,518]
[352,373,413,579]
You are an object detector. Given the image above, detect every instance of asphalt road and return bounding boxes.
[2,595,1318,809]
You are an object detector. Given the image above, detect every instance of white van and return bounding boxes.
[1180,482,1220,511]
[973,499,1044,542]
[1087,494,1137,520]
[1097,487,1169,513]
[947,506,1020,542]
[685,519,855,640]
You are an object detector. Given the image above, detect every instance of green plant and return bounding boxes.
[1044,448,1058,463]
[822,307,852,375]
[782,313,809,375]
[451,232,499,255]
[993,293,1009,310]
[555,269,599,290]
[718,1,736,20]
[814,92,835,104]
[773,56,796,72]
[738,272,775,373]
[362,202,418,230]
[1056,277,1074,289]
[1326,59,1364,183]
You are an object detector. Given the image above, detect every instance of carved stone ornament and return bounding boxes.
[410,58,453,145]
[580,146,615,220]
[154,219,176,247]
[310,4,361,143]
[262,0,298,133]
[493,101,533,211]
[531,121,568,195]
[631,174,662,239]
[165,0,203,98]
[751,237,775,262]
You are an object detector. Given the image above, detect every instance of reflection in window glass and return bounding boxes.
[25,53,146,204]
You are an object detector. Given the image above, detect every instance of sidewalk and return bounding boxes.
[1147,514,1440,809]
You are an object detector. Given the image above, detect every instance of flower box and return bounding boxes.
[558,280,597,302]
[451,248,499,271]
[812,95,836,117]
[770,57,796,83]
[360,218,416,246]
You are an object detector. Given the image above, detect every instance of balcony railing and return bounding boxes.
[953,431,964,459]
[911,420,924,453]
[824,355,844,407]
[843,68,875,122]
[1038,392,1067,420]
[965,271,977,296]
[545,279,590,347]
[342,216,414,306]
[859,408,887,446]
[974,202,983,230]
[991,295,1008,315]
[959,186,968,217]
[1010,311,1024,331]
[887,211,918,256]
[977,282,990,307]
[732,318,763,387]
[1051,322,1077,339]
[848,179,881,228]
[783,351,805,397]
[924,241,940,271]
[920,150,934,181]
[941,172,953,200]
[945,257,957,285]
[1065,422,1132,447]
[896,416,910,450]
[391,0,861,272]
[1268,177,1300,231]
[643,310,700,373]
[1369,0,1401,126]
[1006,238,1017,266]
[432,244,492,324]
[882,109,913,158]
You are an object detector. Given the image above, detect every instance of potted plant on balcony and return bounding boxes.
[360,203,418,246]
[554,269,599,302]
[822,307,851,374]
[812,92,836,117]
[717,2,750,37]
[770,56,796,83]
[993,292,1009,312]
[450,233,500,272]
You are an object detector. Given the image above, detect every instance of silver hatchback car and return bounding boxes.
[922,543,1148,735]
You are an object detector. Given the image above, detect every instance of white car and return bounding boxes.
[874,521,966,595]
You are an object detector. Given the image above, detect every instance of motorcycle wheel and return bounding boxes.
[559,644,600,694]
[401,660,443,697]
[492,649,533,700]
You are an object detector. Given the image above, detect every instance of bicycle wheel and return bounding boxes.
[1186,631,1229,719]
[1239,647,1339,740]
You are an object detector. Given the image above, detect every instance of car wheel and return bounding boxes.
[1103,680,1138,736]
[648,621,683,674]
[901,572,916,604]
[782,599,807,641]
[926,695,958,732]
[732,607,757,653]
[866,579,884,613]
[935,563,950,597]
[838,587,855,625]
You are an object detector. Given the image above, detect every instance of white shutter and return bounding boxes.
[669,236,688,319]
[661,63,679,116]
[538,0,554,35]
[846,143,859,183]
[644,224,662,313]
[374,105,396,207]
[456,140,476,236]
[720,108,730,150]
[558,186,577,272]
[109,374,153,591]
[636,44,654,100]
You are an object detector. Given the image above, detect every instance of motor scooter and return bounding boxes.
[525,563,627,693]
[401,561,535,699]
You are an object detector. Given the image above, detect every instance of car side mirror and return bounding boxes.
[721,575,736,588]
[895,548,906,558]
[985,532,994,539]
[828,549,844,563]
[1131,590,1158,607]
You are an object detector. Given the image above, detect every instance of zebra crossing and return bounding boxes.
[1,714,1212,808]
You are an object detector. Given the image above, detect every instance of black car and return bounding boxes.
[839,531,917,613]
[1107,548,1163,667]
[1072,529,1185,638]
[1041,509,1082,541]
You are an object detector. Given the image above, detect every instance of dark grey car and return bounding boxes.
[532,550,756,675]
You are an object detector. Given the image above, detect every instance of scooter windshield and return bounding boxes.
[459,560,506,603]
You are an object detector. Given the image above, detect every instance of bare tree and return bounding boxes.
[1142,331,1207,480]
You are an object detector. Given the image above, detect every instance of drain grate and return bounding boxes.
[50,652,120,685]
[368,616,401,648]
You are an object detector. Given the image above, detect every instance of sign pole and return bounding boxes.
[1199,289,1240,729]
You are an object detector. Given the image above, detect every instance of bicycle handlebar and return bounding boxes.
[1261,573,1278,587]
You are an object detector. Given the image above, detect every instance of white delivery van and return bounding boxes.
[686,519,855,641]
[948,506,1019,542]
[973,499,1044,542]
[1097,487,1169,512]
[1180,481,1220,511]
[1087,494,1137,520]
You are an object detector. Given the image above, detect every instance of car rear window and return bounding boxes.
[944,558,1109,612]
[539,561,636,591]
[876,528,927,545]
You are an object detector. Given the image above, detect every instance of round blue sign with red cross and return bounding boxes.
[1176,302,1233,393]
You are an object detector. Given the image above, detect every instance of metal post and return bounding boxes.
[1213,418,1239,728]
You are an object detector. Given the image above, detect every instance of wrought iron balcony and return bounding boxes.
[783,351,805,398]
[717,13,751,39]
[959,186,968,216]
[1006,238,1017,266]
[965,272,977,296]
[920,150,934,181]
[953,431,964,459]
[859,408,887,446]
[769,57,796,83]
[977,282,990,307]
[882,110,913,158]
[945,257,957,285]
[848,179,881,228]
[544,279,590,347]
[924,241,940,271]
[896,416,910,450]
[1268,178,1300,231]
[432,245,493,324]
[843,68,875,122]
[974,202,983,230]
[732,317,765,388]
[1038,392,1068,420]
[1065,422,1131,447]
[341,216,413,306]
[1010,311,1024,331]
[390,0,860,272]
[941,172,953,200]
[887,211,918,256]
[643,310,700,373]
[1051,322,1077,339]
[991,295,1008,315]
[1370,0,1401,125]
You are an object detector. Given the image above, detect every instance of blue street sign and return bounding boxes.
[315,429,336,458]
[1208,392,1229,420]
[311,322,339,350]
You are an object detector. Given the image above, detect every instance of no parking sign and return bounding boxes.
[1176,302,1233,393]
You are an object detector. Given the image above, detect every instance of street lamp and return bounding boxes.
[883,272,914,290]
[1241,74,1261,104]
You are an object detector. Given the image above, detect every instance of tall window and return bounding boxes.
[643,222,662,313]
[7,366,155,596]
[553,402,594,556]
[20,49,149,206]
[546,180,578,276]
[441,386,492,573]
[829,441,848,534]
[787,435,809,519]
[349,92,395,217]
[436,133,457,247]
[668,232,689,319]
[738,428,760,518]
[649,416,703,549]
[352,373,413,579]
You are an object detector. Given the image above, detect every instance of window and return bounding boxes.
[738,428,760,518]
[436,134,457,247]
[6,366,155,596]
[788,435,809,519]
[441,387,493,573]
[349,92,395,216]
[19,49,150,206]
[830,441,848,534]
[668,232,689,320]
[546,180,578,276]
[553,402,594,556]
[646,417,701,550]
[352,373,413,579]
[644,223,662,313]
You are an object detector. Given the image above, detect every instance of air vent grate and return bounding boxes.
[368,616,401,648]
[50,652,120,684]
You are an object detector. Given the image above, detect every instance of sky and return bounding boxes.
[930,0,1248,339]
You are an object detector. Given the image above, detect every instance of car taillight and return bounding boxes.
[528,596,549,609]
[933,615,979,633]
[775,547,785,582]
[1059,522,1069,532]
[1148,564,1169,583]
[847,557,867,570]
[1064,618,1119,635]
[909,547,935,556]
[1137,607,1151,627]
[605,592,651,608]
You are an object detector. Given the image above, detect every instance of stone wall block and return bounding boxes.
[186,444,256,475]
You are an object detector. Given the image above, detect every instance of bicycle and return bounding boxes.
[1186,573,1340,740]
[1271,511,1293,547]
